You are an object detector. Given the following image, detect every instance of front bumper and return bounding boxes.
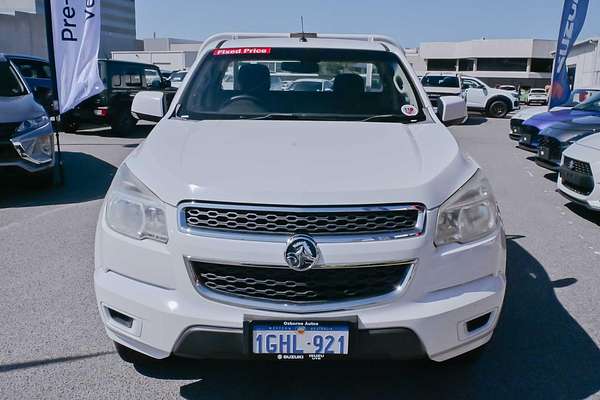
[94,206,507,362]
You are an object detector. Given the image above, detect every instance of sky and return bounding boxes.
[136,0,600,48]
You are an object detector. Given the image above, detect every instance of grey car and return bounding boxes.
[0,54,55,185]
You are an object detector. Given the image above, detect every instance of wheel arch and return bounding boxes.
[485,95,512,111]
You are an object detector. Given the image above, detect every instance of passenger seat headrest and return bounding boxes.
[237,64,271,94]
[333,73,365,97]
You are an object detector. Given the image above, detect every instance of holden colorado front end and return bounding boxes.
[94,33,506,363]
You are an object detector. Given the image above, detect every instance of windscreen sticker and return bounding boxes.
[212,47,272,56]
[401,104,419,117]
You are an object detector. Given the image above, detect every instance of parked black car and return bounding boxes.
[536,115,600,171]
[62,59,170,135]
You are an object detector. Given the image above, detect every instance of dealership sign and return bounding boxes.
[549,0,589,109]
[47,0,104,114]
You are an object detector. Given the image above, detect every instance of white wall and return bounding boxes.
[567,40,600,89]
[111,51,198,71]
[0,11,47,57]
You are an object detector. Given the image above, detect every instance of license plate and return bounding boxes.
[251,321,349,359]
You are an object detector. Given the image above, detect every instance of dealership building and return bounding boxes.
[111,38,204,72]
[0,0,139,58]
[407,38,556,88]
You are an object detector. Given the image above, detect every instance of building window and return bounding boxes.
[531,58,553,73]
[458,59,475,71]
[477,58,528,72]
[427,59,457,71]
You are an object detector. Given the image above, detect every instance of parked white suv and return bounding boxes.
[422,73,519,118]
[461,76,520,118]
[95,33,506,364]
[557,132,600,211]
[527,88,548,105]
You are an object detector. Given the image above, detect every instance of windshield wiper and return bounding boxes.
[361,114,413,122]
[249,113,299,120]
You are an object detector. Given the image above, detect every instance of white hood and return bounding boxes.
[575,132,600,151]
[126,119,477,209]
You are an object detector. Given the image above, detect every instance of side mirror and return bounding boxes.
[161,79,171,89]
[32,86,51,101]
[150,79,162,90]
[131,91,165,122]
[437,96,467,126]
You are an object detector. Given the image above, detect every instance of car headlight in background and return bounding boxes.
[435,170,500,246]
[106,164,169,243]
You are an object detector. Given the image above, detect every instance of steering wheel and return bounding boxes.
[223,94,264,108]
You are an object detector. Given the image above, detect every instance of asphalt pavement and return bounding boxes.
[1,116,599,399]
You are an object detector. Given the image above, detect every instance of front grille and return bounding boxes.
[561,156,594,195]
[538,136,562,161]
[181,203,423,237]
[0,123,20,139]
[520,124,540,136]
[0,141,20,162]
[188,260,413,303]
[564,156,593,176]
[510,119,523,134]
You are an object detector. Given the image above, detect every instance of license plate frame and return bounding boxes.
[244,320,355,360]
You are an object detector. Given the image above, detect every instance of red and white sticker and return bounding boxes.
[212,47,272,56]
[401,104,419,117]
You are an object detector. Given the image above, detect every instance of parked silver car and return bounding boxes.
[0,54,55,185]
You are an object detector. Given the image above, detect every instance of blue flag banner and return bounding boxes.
[549,0,589,109]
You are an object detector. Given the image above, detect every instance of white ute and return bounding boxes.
[95,33,506,364]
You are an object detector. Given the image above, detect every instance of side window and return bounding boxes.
[31,61,50,79]
[463,79,482,89]
[124,69,142,87]
[12,60,51,79]
[144,68,161,88]
[12,60,34,78]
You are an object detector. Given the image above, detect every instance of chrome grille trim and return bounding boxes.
[178,202,426,243]
[184,256,417,313]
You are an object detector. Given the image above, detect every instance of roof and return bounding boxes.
[220,37,389,51]
[204,33,402,52]
[3,53,48,62]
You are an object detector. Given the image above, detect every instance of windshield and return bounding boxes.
[565,89,600,107]
[170,71,187,82]
[530,89,546,94]
[177,48,424,122]
[421,75,459,88]
[0,61,27,97]
[573,92,600,112]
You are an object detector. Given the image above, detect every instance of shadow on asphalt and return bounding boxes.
[0,351,114,373]
[463,115,488,126]
[73,122,154,139]
[0,151,117,208]
[565,203,600,226]
[132,239,600,399]
[543,172,559,183]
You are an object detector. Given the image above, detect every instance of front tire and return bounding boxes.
[486,99,510,118]
[110,111,137,136]
[61,118,80,133]
[114,341,155,364]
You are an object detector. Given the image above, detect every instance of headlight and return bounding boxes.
[435,170,499,246]
[11,134,54,164]
[16,115,50,134]
[105,164,169,243]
